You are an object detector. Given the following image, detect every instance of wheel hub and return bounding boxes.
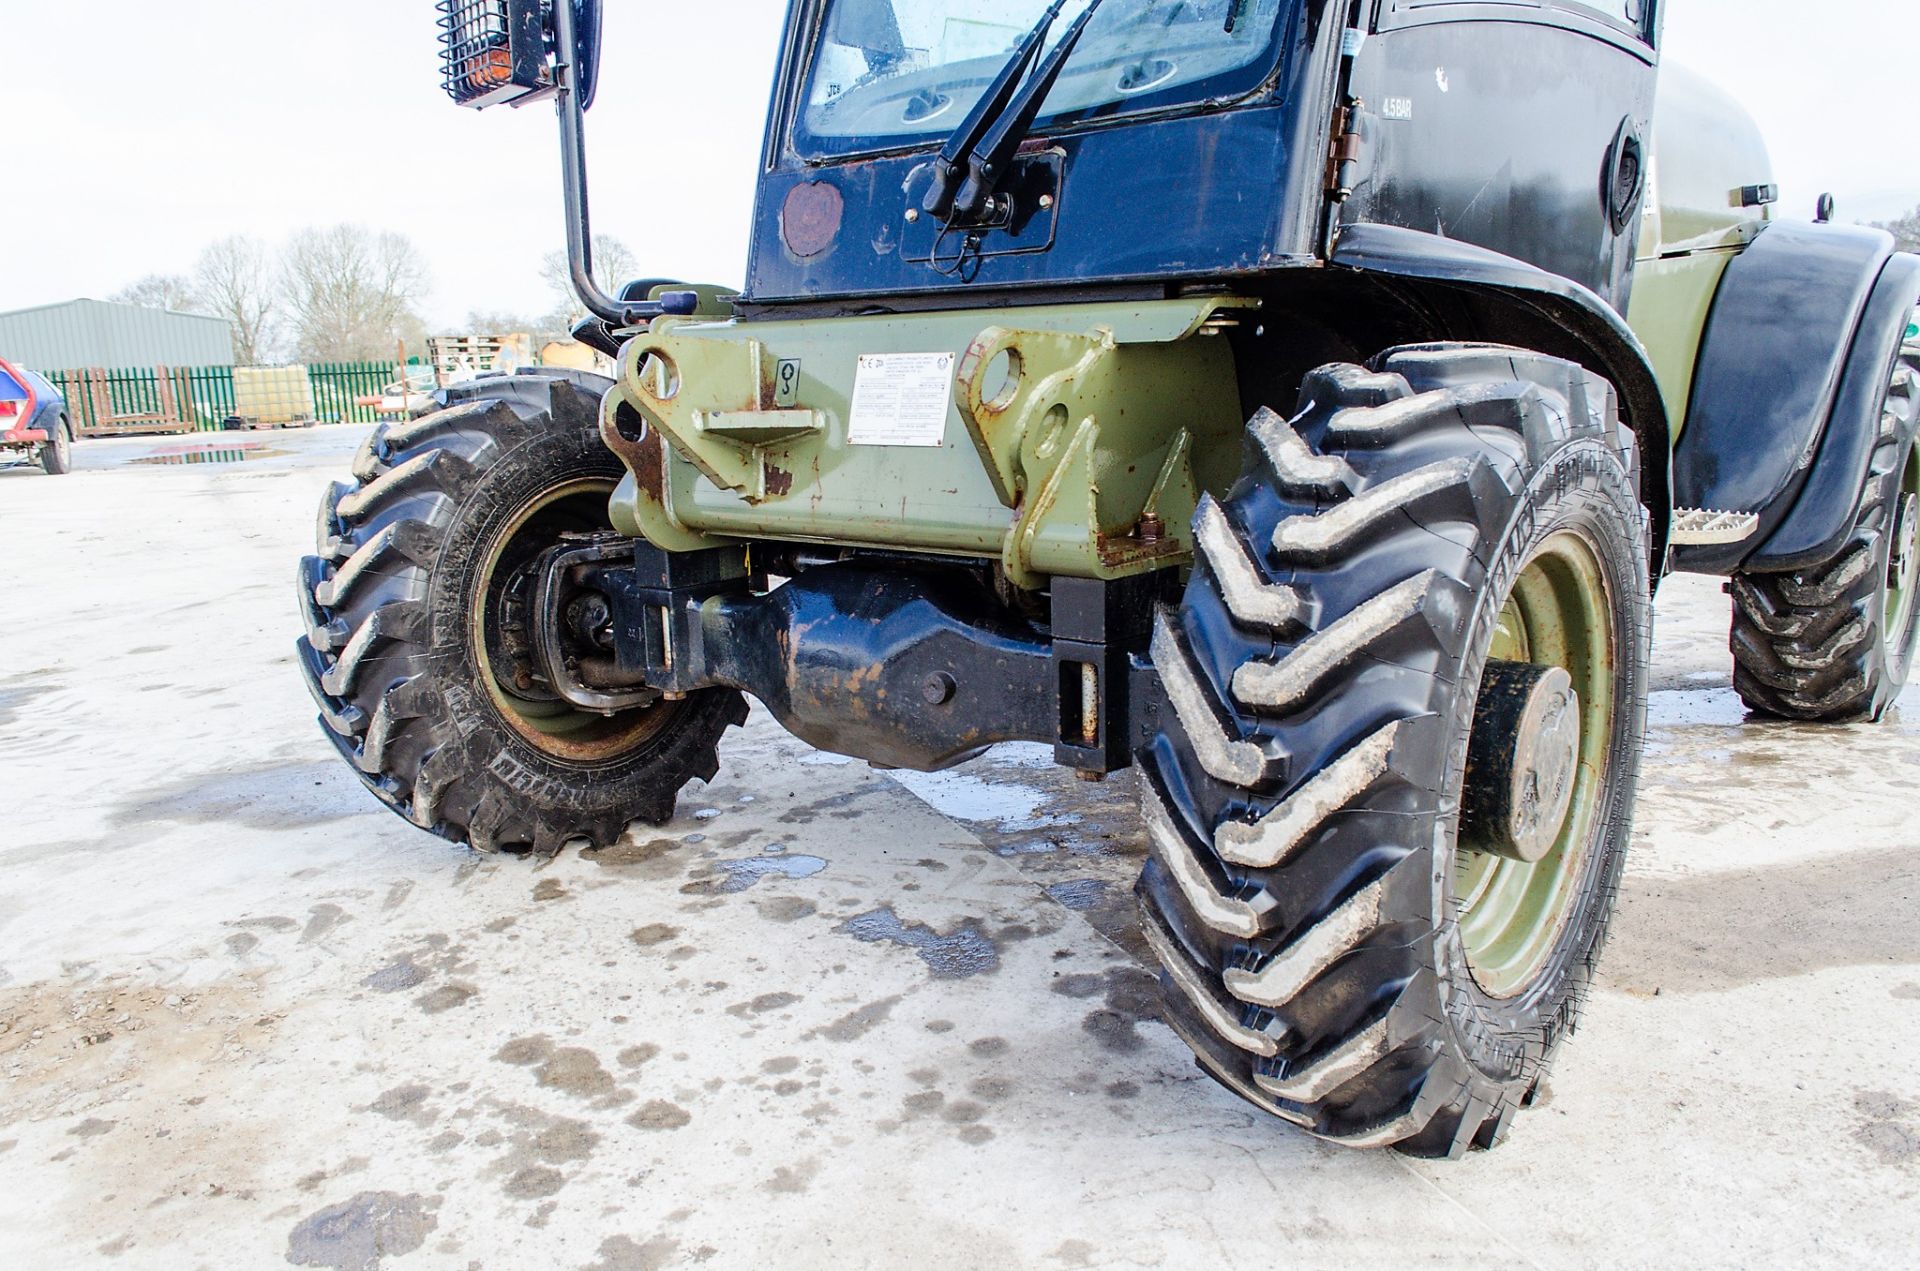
[1462,661,1581,863]
[1890,491,1918,598]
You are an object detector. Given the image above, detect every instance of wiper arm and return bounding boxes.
[949,0,1107,221]
[923,1,1070,221]
[924,0,1105,223]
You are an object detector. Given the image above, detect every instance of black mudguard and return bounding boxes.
[1667,220,1909,574]
[1330,224,1672,561]
[1747,251,1920,573]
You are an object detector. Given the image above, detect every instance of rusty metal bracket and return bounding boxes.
[615,322,827,502]
[953,309,1247,588]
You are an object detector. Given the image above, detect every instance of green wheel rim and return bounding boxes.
[1883,447,1920,638]
[470,478,677,763]
[1454,531,1616,999]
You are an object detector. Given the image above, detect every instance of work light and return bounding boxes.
[436,0,553,108]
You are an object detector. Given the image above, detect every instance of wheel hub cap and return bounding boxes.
[1890,492,1918,599]
[1463,662,1582,863]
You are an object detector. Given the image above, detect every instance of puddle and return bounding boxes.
[835,906,999,979]
[709,852,827,893]
[1645,687,1749,729]
[883,767,1061,831]
[130,444,290,466]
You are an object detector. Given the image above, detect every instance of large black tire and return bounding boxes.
[1137,345,1650,1156]
[295,374,746,854]
[1729,346,1920,721]
[40,415,72,475]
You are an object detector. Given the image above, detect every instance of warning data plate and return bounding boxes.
[847,352,955,447]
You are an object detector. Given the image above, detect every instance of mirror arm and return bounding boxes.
[552,0,658,326]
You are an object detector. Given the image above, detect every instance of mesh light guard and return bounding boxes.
[436,0,552,108]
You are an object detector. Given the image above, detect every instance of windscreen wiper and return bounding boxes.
[923,0,1105,223]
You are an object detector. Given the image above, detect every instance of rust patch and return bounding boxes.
[764,463,795,497]
[781,181,844,259]
[601,405,666,505]
[1094,525,1190,570]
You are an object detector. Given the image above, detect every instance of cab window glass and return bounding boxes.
[1554,0,1650,34]
[795,0,1292,159]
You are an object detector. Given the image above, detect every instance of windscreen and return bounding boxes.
[796,0,1292,158]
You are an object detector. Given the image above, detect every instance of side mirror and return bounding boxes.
[573,0,605,111]
[1816,193,1836,224]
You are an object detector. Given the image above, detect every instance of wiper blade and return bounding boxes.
[923,0,1093,222]
[949,0,1105,220]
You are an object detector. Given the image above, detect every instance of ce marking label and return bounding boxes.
[775,358,802,407]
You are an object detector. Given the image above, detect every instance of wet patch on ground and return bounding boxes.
[493,1035,623,1105]
[835,907,999,979]
[1050,965,1163,1054]
[129,444,292,467]
[108,762,367,831]
[1606,846,1920,994]
[813,995,901,1043]
[285,1190,440,1271]
[727,991,802,1017]
[686,851,827,895]
[1852,1091,1920,1166]
[626,1100,691,1130]
[584,1233,679,1270]
[0,682,60,730]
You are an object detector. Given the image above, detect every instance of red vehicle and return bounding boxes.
[0,357,73,475]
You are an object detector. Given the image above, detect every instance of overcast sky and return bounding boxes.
[5,0,1915,328]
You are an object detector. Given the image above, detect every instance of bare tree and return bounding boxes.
[463,309,543,335]
[194,236,278,366]
[110,274,201,314]
[1870,204,1920,255]
[281,226,431,362]
[540,236,640,328]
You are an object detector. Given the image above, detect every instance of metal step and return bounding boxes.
[1671,507,1761,545]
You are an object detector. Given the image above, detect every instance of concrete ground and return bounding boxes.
[1,427,1916,1270]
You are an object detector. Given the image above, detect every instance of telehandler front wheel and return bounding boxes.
[1137,345,1650,1155]
[295,375,746,853]
[1730,345,1920,721]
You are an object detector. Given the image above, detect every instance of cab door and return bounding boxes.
[1340,0,1660,309]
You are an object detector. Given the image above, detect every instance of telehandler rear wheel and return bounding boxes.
[1729,347,1920,721]
[295,374,746,853]
[1137,345,1649,1155]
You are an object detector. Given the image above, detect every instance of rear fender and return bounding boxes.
[1666,219,1899,573]
[1745,251,1920,573]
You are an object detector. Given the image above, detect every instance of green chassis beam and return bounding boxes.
[602,296,1255,587]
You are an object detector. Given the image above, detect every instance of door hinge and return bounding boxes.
[1327,97,1364,201]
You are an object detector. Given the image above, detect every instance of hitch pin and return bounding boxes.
[1081,663,1099,746]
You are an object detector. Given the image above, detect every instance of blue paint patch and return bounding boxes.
[835,907,999,979]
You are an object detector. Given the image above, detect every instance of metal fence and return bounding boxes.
[30,362,410,436]
[308,362,402,426]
